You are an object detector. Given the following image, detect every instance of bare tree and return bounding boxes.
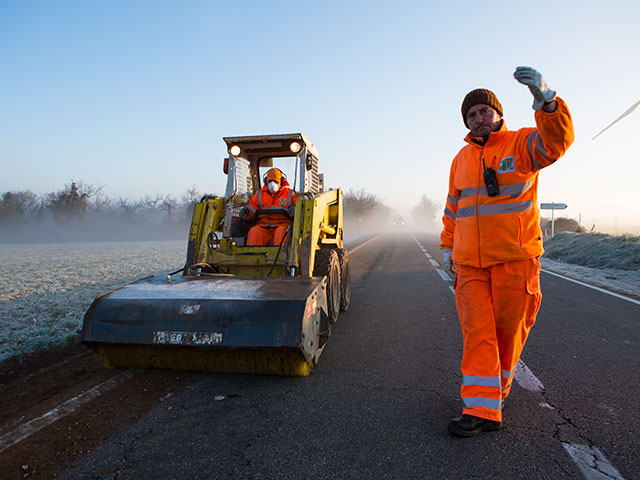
[411,194,440,229]
[91,191,113,216]
[118,197,139,221]
[135,194,164,220]
[0,190,39,220]
[46,181,99,224]
[343,188,384,219]
[160,195,177,221]
[181,186,201,220]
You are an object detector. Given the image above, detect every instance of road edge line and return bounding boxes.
[541,268,640,306]
[0,371,134,454]
[349,235,382,255]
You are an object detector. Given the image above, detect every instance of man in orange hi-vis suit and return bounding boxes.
[240,168,298,246]
[441,66,574,437]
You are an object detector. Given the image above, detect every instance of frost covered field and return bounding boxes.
[0,240,185,362]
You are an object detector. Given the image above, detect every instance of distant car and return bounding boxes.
[392,215,405,226]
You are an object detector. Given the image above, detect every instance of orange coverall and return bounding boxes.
[245,179,298,246]
[441,98,574,421]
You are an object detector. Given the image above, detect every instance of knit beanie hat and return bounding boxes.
[461,89,503,128]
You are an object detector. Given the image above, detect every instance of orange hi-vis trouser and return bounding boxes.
[247,224,290,246]
[454,257,542,422]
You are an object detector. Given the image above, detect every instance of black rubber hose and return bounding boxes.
[267,225,292,277]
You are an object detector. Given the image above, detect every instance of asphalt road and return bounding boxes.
[1,231,638,479]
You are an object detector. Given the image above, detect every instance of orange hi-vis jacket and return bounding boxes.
[440,98,574,267]
[245,178,298,228]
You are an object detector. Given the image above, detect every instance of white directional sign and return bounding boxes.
[540,202,568,237]
[540,202,567,210]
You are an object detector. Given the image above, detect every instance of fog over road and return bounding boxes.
[1,231,637,479]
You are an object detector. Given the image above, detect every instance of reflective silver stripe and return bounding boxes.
[461,181,532,200]
[460,187,479,199]
[500,181,533,198]
[258,190,263,210]
[478,200,532,215]
[527,131,557,170]
[448,194,460,206]
[456,200,532,218]
[462,397,501,410]
[247,205,256,213]
[456,206,476,218]
[502,381,512,392]
[462,375,501,387]
[536,135,557,164]
[444,207,456,220]
[501,367,515,379]
[527,131,543,170]
[288,190,293,204]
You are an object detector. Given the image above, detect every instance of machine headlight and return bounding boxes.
[230,145,241,156]
[289,141,301,153]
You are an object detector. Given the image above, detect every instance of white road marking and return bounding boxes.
[514,359,545,393]
[0,371,134,454]
[436,269,451,282]
[429,259,439,267]
[542,268,640,306]
[412,235,624,480]
[349,235,383,254]
[563,443,626,480]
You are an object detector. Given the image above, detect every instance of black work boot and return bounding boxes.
[448,414,502,437]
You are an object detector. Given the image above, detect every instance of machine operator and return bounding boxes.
[239,167,298,246]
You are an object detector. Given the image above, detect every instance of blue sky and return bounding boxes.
[1,0,639,233]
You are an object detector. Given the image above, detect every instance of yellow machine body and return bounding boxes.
[81,133,350,376]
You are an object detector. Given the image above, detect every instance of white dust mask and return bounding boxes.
[268,181,280,193]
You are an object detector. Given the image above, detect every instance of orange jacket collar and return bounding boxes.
[464,120,508,147]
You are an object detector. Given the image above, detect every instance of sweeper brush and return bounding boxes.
[83,275,327,376]
[81,133,351,375]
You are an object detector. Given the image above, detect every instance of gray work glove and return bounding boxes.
[287,205,296,219]
[513,66,556,111]
[443,248,454,273]
[239,207,251,220]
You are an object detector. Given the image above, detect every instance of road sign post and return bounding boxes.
[540,202,568,237]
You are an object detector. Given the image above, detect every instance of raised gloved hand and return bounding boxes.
[443,248,454,273]
[239,207,251,220]
[513,66,556,111]
[287,205,296,219]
